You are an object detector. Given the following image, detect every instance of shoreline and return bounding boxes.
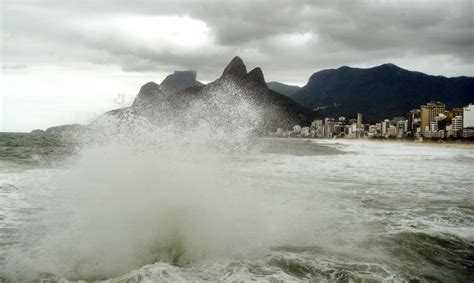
[265,136,474,150]
[368,139,474,149]
[337,138,474,149]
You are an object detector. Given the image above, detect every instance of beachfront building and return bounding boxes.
[311,120,324,138]
[451,116,463,137]
[447,108,463,120]
[421,102,445,136]
[301,127,310,136]
[407,109,421,136]
[387,125,397,137]
[381,119,390,137]
[396,120,408,138]
[462,104,474,138]
[324,118,335,138]
[463,104,474,128]
[293,125,302,133]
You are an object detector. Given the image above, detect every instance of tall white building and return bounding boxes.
[381,119,390,136]
[463,104,474,128]
[452,116,463,133]
[324,118,335,138]
[357,113,363,130]
[396,120,408,138]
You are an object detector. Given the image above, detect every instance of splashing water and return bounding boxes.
[4,84,322,280]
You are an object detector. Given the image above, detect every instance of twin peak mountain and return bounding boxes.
[121,56,311,130]
[133,57,270,106]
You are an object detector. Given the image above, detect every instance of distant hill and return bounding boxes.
[45,124,88,135]
[267,82,301,96]
[291,64,474,121]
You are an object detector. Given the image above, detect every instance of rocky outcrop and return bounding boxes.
[133,71,202,107]
[161,71,202,94]
[220,56,247,80]
[132,82,163,106]
[242,67,267,91]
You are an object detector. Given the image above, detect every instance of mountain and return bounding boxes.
[133,70,202,106]
[291,64,474,121]
[267,82,301,96]
[105,57,314,132]
[166,56,315,131]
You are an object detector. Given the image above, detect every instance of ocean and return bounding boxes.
[0,130,473,282]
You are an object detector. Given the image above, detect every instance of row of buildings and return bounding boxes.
[272,102,474,140]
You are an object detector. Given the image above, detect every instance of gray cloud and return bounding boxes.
[2,0,473,83]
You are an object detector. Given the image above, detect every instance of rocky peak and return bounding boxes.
[140,81,160,92]
[221,56,247,80]
[161,70,202,93]
[133,81,163,106]
[243,67,267,89]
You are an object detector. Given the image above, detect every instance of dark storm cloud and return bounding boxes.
[2,0,473,82]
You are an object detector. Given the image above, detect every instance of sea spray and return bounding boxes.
[6,83,315,280]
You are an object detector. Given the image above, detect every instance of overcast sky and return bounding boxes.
[1,0,473,132]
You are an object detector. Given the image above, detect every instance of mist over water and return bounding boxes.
[1,85,473,281]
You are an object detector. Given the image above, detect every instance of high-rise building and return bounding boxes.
[463,104,474,128]
[381,119,390,137]
[357,113,363,130]
[407,109,420,134]
[324,118,335,138]
[452,116,463,137]
[396,120,408,138]
[421,102,445,136]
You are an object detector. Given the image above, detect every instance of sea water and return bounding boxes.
[0,131,473,282]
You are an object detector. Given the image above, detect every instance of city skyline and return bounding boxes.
[276,102,474,140]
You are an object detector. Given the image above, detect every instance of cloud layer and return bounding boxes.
[3,0,473,80]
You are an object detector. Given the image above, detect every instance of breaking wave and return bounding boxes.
[4,84,323,281]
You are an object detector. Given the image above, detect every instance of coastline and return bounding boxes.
[365,139,474,149]
[264,136,474,150]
